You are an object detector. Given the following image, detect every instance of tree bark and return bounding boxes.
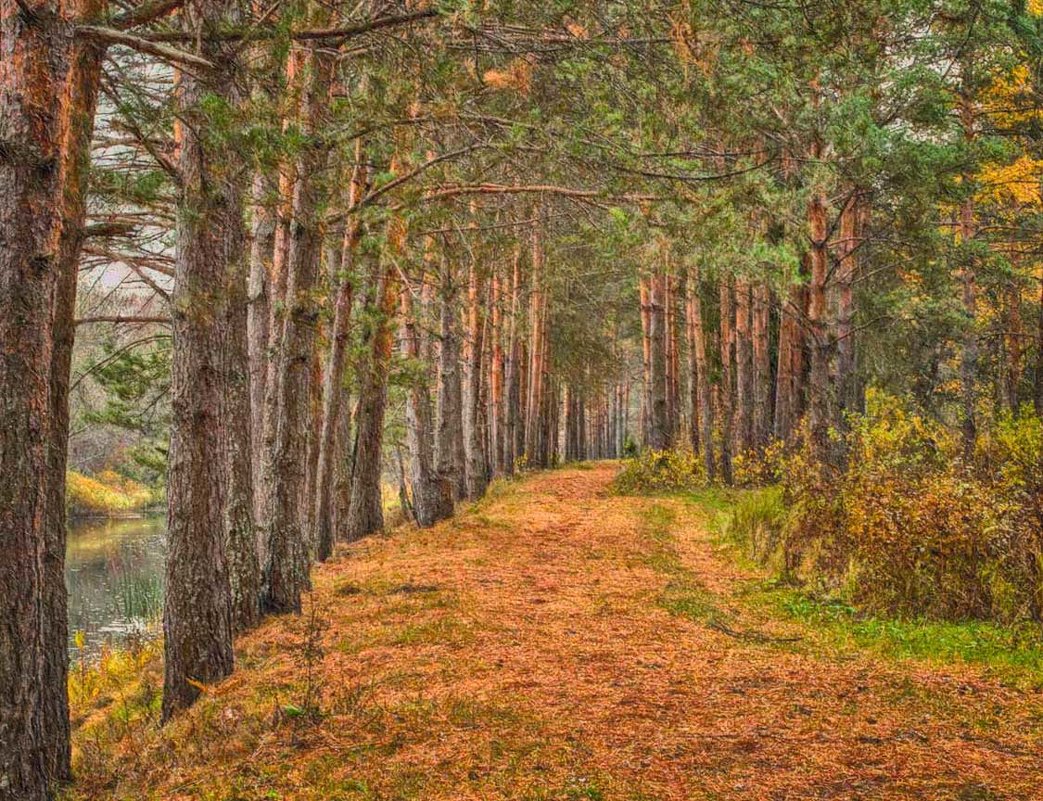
[435,259,467,497]
[247,169,274,517]
[463,261,489,499]
[1,0,105,790]
[41,4,105,781]
[263,46,334,613]
[344,263,399,540]
[401,271,453,526]
[718,279,734,483]
[774,282,806,442]
[686,265,715,480]
[807,191,835,463]
[733,278,753,454]
[502,248,522,474]
[647,268,671,450]
[315,156,366,562]
[163,0,248,718]
[752,283,772,447]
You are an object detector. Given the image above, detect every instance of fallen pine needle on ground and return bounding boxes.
[67,463,1043,801]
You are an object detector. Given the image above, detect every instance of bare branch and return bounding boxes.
[77,25,216,70]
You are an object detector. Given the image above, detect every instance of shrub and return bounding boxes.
[613,447,706,494]
[744,392,1043,625]
[66,470,155,517]
[732,439,786,487]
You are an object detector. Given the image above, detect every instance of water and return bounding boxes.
[66,515,166,655]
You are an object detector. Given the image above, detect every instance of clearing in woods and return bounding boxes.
[75,464,1043,800]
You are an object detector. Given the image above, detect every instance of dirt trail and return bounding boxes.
[78,464,1043,801]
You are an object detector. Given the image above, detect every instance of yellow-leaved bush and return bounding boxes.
[613,447,706,494]
[756,391,1043,623]
[66,470,156,517]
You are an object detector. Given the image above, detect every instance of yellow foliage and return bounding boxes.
[769,393,1043,623]
[66,470,155,516]
[613,447,706,494]
[978,155,1043,207]
[1029,0,1043,15]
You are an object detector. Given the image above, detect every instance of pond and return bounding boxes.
[66,515,166,656]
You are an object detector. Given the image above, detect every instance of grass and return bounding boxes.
[678,486,1043,689]
[747,583,1043,688]
[637,502,725,626]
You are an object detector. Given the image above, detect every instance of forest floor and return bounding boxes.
[70,463,1043,801]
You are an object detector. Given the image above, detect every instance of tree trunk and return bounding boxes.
[525,227,545,462]
[247,169,274,516]
[257,48,304,535]
[734,278,753,454]
[262,46,334,613]
[959,91,978,459]
[639,276,652,444]
[41,7,105,782]
[490,270,504,476]
[686,265,715,480]
[315,157,366,561]
[502,248,521,474]
[774,283,806,442]
[436,260,467,497]
[401,273,453,526]
[163,0,249,717]
[345,263,399,540]
[222,227,260,634]
[718,279,734,483]
[752,284,772,447]
[648,269,671,450]
[463,262,489,499]
[1,0,105,789]
[807,191,835,463]
[835,194,863,419]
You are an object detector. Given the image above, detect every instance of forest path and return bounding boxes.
[78,464,1043,801]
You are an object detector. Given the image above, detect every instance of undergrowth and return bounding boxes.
[613,448,705,495]
[66,469,158,517]
[712,487,1043,688]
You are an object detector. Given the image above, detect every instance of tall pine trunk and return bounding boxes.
[435,260,467,497]
[686,265,715,480]
[163,0,250,717]
[463,262,489,498]
[1,0,105,789]
[401,270,453,526]
[263,46,334,613]
[647,268,670,450]
[345,263,399,540]
[315,157,366,561]
[733,278,753,454]
[718,279,734,483]
[752,284,772,447]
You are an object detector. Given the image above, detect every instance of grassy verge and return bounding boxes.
[637,501,725,626]
[640,486,1043,689]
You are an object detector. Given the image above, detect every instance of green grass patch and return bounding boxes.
[637,502,725,626]
[750,584,1043,687]
[679,488,1043,689]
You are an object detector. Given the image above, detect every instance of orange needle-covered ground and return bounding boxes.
[72,464,1043,800]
